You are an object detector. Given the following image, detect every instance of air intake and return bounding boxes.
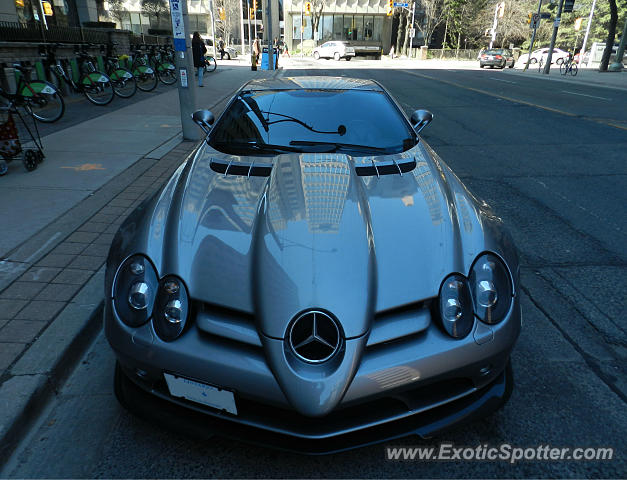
[355,158,416,177]
[210,159,273,177]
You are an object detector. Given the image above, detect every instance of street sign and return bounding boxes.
[409,28,415,38]
[554,16,561,27]
[169,0,186,52]
[393,2,409,7]
[42,1,53,15]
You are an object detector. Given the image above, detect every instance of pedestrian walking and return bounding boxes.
[218,37,226,60]
[192,31,207,87]
[252,37,261,71]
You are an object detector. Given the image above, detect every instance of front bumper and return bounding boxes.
[115,359,513,454]
[105,295,520,452]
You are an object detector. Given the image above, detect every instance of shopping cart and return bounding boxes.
[0,105,45,176]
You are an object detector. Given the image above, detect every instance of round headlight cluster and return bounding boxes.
[113,255,189,341]
[113,255,158,327]
[438,253,513,339]
[153,276,189,342]
[469,253,513,325]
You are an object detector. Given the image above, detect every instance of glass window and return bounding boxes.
[321,14,333,41]
[343,15,352,40]
[373,16,383,41]
[210,89,416,157]
[363,16,374,40]
[333,15,342,40]
[355,16,364,41]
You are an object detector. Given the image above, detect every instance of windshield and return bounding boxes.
[209,89,416,157]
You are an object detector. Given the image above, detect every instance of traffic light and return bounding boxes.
[304,1,312,15]
[563,0,575,13]
[219,7,225,20]
[387,0,393,16]
[252,0,257,10]
[249,7,254,17]
[527,12,532,24]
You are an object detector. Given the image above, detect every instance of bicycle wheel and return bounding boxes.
[205,56,217,72]
[560,62,567,75]
[20,80,65,123]
[156,61,177,85]
[570,63,578,76]
[134,65,158,92]
[109,68,137,98]
[81,72,114,105]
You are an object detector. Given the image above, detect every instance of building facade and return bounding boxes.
[283,0,393,53]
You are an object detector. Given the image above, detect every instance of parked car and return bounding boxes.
[479,48,514,68]
[312,41,355,61]
[106,76,521,454]
[517,47,569,66]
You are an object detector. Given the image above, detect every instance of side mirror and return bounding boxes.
[410,109,433,134]
[192,109,215,135]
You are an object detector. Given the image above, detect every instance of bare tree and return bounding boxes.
[415,0,446,46]
[215,0,241,44]
[107,0,128,26]
[141,0,170,30]
[310,0,326,41]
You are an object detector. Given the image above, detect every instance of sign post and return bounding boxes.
[524,0,543,72]
[169,0,198,140]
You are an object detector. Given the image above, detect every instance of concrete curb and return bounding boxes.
[0,267,104,466]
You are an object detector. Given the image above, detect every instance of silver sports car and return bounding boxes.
[105,76,521,453]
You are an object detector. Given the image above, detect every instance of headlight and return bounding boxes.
[153,276,189,341]
[113,255,158,327]
[438,274,474,339]
[469,253,513,325]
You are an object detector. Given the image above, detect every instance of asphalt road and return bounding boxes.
[2,61,626,478]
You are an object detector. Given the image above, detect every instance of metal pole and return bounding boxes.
[209,0,217,58]
[169,0,198,141]
[524,0,543,71]
[300,0,303,57]
[239,0,245,56]
[609,14,627,71]
[253,1,257,42]
[579,0,597,65]
[410,1,415,59]
[543,0,564,74]
[265,0,274,69]
[488,2,499,49]
[247,0,251,49]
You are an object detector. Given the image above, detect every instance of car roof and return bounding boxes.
[242,76,384,92]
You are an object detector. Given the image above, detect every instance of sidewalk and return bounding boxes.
[0,64,281,464]
[507,64,627,91]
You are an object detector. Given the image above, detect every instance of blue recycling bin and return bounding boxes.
[261,47,279,70]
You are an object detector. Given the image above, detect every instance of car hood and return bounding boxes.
[109,142,514,340]
[106,141,518,416]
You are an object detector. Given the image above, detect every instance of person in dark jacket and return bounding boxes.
[192,31,207,87]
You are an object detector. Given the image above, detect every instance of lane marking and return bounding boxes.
[489,77,517,84]
[401,70,627,131]
[562,90,611,101]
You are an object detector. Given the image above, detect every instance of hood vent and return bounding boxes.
[210,157,417,178]
[355,158,416,177]
[210,158,273,177]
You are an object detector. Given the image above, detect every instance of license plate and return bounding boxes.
[488,56,494,59]
[164,373,238,415]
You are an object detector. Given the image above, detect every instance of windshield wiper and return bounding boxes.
[213,141,301,154]
[289,141,390,154]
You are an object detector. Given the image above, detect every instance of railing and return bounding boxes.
[0,21,109,44]
[426,49,482,61]
[129,33,172,46]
